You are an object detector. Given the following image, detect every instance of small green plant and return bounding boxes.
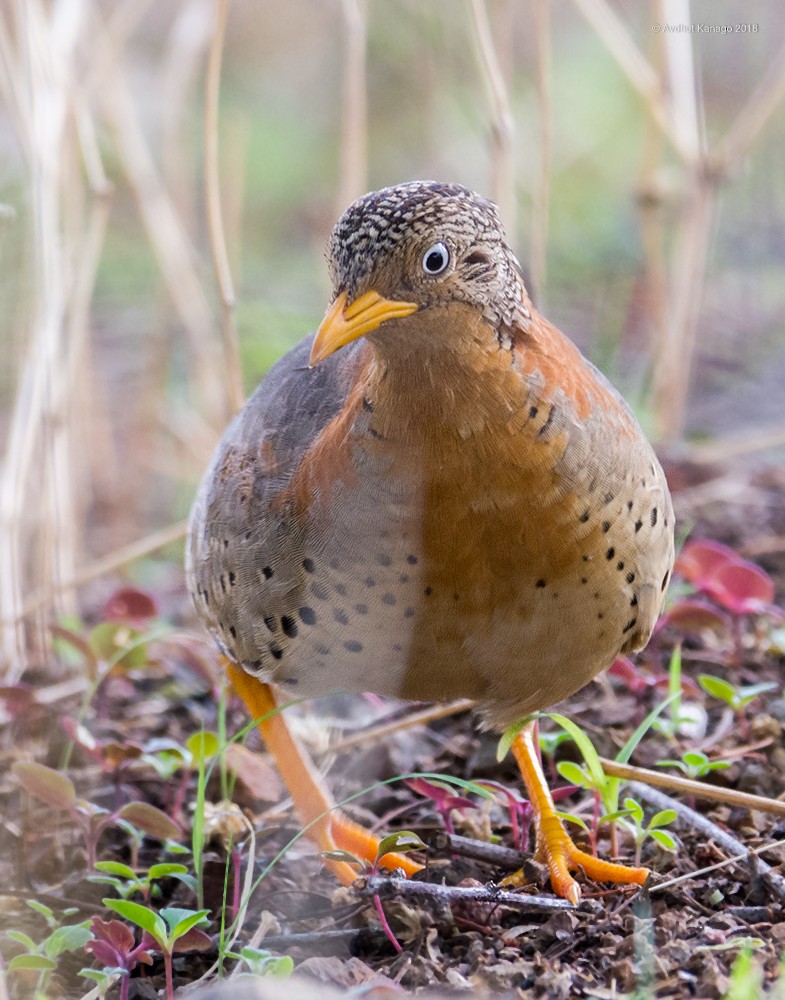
[90,861,196,900]
[324,830,426,953]
[12,761,180,869]
[6,899,92,1000]
[604,797,678,866]
[542,693,677,856]
[102,900,211,1000]
[698,674,778,714]
[722,944,765,1000]
[657,749,731,780]
[224,945,294,978]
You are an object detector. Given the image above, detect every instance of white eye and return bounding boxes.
[422,242,450,275]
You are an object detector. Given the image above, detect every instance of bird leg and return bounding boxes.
[225,662,423,885]
[507,721,649,904]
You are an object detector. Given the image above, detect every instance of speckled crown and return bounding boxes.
[328,181,506,293]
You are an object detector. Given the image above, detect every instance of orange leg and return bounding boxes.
[507,722,648,904]
[226,662,423,885]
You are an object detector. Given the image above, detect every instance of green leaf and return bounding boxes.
[375,831,426,860]
[648,809,678,830]
[89,622,148,670]
[650,829,677,850]
[8,955,58,972]
[79,969,127,987]
[13,762,76,811]
[623,797,644,823]
[239,946,294,977]
[600,808,635,824]
[148,863,189,880]
[496,716,533,762]
[160,907,210,940]
[103,898,166,943]
[26,899,56,925]
[706,760,731,772]
[7,931,38,951]
[94,861,138,880]
[682,750,708,768]
[411,772,495,801]
[698,674,737,706]
[555,810,589,831]
[186,731,220,761]
[736,682,778,708]
[616,691,680,766]
[546,714,606,788]
[556,760,593,789]
[44,924,92,958]
[321,849,362,866]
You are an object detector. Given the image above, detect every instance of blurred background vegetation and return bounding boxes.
[1,0,784,676]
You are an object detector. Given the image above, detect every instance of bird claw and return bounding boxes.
[502,813,648,904]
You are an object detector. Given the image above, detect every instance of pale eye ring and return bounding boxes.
[422,242,450,275]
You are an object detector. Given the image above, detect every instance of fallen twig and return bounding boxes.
[600,758,785,819]
[361,875,573,911]
[630,782,785,903]
[322,699,474,756]
[429,832,526,870]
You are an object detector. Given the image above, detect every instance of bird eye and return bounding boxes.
[422,242,450,275]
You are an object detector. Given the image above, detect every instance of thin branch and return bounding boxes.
[570,0,697,164]
[712,37,785,175]
[430,832,526,870]
[204,0,244,416]
[362,874,574,911]
[337,0,367,211]
[321,699,475,756]
[529,0,551,300]
[467,0,516,233]
[600,758,785,819]
[4,520,188,626]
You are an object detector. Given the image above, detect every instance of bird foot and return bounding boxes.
[502,813,649,904]
[318,810,424,886]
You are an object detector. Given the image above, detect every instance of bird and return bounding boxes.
[187,180,675,904]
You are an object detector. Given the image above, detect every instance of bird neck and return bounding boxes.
[361,303,520,444]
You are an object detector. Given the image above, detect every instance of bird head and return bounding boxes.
[309,181,527,366]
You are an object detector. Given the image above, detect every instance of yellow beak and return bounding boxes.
[309,290,419,366]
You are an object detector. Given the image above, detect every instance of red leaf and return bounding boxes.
[101,587,158,624]
[662,598,731,633]
[675,539,738,583]
[608,655,651,694]
[675,539,777,616]
[13,761,76,810]
[117,802,181,841]
[0,683,36,715]
[704,561,775,614]
[172,928,212,953]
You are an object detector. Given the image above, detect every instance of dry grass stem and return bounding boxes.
[601,758,785,819]
[467,0,516,234]
[320,699,475,756]
[100,57,226,427]
[161,0,213,229]
[529,0,551,301]
[205,0,244,416]
[712,37,785,174]
[338,0,368,211]
[6,520,189,627]
[571,0,696,163]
